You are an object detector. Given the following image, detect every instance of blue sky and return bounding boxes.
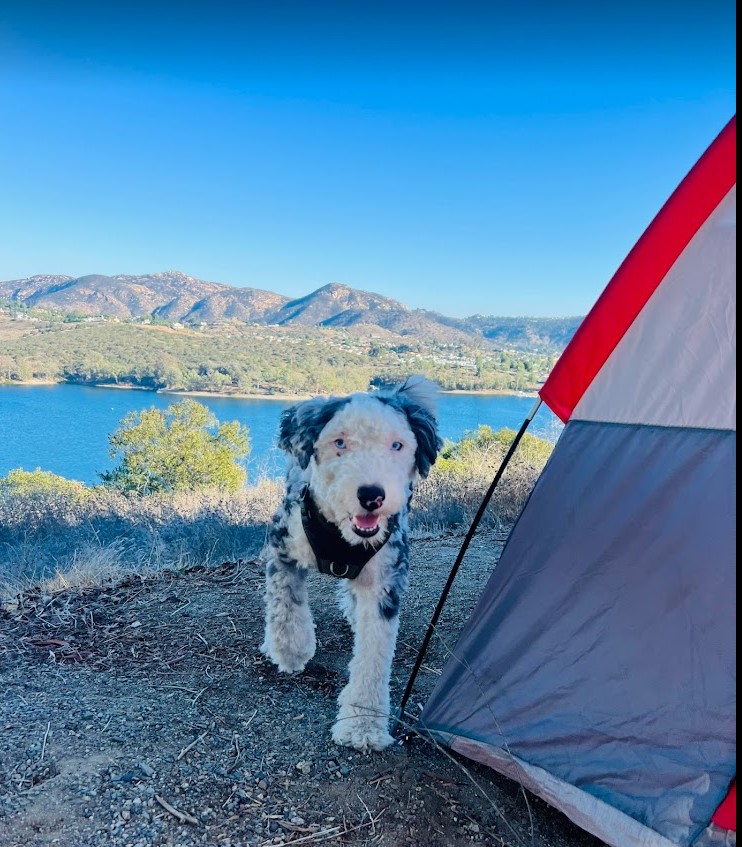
[0,1,736,317]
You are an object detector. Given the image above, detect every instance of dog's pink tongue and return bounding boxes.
[354,513,379,530]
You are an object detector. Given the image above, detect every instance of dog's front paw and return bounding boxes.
[331,704,393,751]
[260,625,315,674]
[260,641,313,674]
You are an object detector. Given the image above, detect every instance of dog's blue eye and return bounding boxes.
[391,441,404,451]
[334,438,346,449]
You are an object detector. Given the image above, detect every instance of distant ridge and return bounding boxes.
[0,270,581,352]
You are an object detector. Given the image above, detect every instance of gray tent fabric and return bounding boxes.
[419,420,736,846]
[437,736,681,847]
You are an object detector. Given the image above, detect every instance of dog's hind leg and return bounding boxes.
[331,584,401,751]
[261,558,316,674]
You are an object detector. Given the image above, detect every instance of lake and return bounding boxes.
[0,384,562,485]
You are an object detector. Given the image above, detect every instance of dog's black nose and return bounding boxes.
[357,485,385,511]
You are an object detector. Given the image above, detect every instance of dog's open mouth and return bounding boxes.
[351,513,381,538]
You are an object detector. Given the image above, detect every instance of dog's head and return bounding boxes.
[278,375,442,544]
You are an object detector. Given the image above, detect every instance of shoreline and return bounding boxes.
[443,388,539,398]
[160,388,313,402]
[2,379,541,401]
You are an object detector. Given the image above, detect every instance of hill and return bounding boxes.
[0,271,581,353]
[0,271,287,325]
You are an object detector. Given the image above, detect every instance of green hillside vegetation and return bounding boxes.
[0,310,557,394]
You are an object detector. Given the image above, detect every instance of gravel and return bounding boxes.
[0,530,603,847]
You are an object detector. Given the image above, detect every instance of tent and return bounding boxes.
[418,116,736,847]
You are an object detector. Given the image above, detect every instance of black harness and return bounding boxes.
[299,486,396,579]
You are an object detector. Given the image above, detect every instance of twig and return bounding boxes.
[368,769,393,787]
[169,600,191,616]
[155,794,199,826]
[356,793,376,835]
[163,685,199,695]
[226,731,242,774]
[191,687,207,705]
[261,810,384,845]
[39,721,51,763]
[176,731,207,761]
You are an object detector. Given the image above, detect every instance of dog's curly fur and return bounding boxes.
[261,375,442,751]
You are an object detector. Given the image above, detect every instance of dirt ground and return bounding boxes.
[0,529,604,847]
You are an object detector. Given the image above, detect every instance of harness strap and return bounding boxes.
[299,487,395,579]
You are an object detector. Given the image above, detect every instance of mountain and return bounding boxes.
[267,283,477,344]
[0,271,582,352]
[0,271,288,324]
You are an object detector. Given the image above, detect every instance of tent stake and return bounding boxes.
[392,397,543,739]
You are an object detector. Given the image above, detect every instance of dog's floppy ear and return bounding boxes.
[278,396,350,469]
[387,376,443,478]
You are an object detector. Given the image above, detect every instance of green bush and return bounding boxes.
[0,468,89,500]
[438,424,553,469]
[99,399,251,495]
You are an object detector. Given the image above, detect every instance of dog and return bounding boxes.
[261,375,442,751]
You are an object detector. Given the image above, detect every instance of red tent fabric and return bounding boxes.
[712,781,736,831]
[540,116,736,424]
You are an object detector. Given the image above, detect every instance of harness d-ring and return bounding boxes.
[330,561,349,577]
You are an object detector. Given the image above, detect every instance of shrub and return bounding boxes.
[100,399,250,495]
[0,467,89,500]
[412,425,553,530]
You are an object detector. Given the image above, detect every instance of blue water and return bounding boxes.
[0,384,562,485]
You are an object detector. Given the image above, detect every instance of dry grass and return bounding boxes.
[0,481,282,600]
[1,433,549,600]
[411,443,546,532]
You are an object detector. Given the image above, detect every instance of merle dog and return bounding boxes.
[261,376,442,750]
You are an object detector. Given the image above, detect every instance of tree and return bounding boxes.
[0,354,15,382]
[100,399,250,495]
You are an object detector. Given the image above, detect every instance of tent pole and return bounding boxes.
[392,397,543,740]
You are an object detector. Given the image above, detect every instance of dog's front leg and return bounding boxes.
[261,558,316,674]
[331,585,399,751]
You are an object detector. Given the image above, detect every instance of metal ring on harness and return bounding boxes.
[330,561,349,577]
